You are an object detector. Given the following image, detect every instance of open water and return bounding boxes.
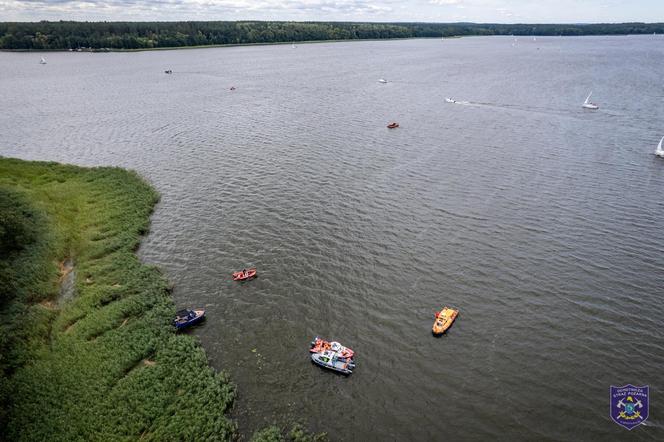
[1,36,663,440]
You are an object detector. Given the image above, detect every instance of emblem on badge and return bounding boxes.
[610,385,649,430]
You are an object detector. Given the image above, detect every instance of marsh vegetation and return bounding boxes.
[0,158,236,440]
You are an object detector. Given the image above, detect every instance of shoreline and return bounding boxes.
[2,20,661,52]
[1,36,455,53]
[2,32,657,53]
[0,157,237,440]
[0,156,323,441]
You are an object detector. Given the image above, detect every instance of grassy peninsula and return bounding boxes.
[0,158,238,440]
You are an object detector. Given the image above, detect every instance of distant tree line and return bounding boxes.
[1,21,663,50]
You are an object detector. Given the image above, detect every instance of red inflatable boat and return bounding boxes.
[233,268,257,281]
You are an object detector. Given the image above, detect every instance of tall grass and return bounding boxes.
[0,158,235,440]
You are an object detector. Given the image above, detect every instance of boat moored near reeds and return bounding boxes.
[173,309,205,330]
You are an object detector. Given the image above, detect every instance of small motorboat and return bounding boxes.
[582,91,599,110]
[387,122,399,129]
[230,86,236,90]
[164,70,172,74]
[173,309,205,330]
[445,98,456,103]
[378,78,388,84]
[311,349,355,375]
[233,268,257,281]
[432,307,459,335]
[310,336,354,359]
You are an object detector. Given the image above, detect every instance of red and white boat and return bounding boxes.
[310,336,354,359]
[232,268,257,281]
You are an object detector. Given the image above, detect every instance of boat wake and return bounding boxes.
[444,97,616,121]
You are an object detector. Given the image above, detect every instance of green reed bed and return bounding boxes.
[0,158,235,441]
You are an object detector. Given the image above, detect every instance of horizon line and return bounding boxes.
[2,20,664,25]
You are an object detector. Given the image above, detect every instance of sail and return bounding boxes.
[584,92,592,104]
[657,136,664,156]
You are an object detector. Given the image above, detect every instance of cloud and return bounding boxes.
[2,0,663,22]
[495,7,513,17]
[4,0,394,16]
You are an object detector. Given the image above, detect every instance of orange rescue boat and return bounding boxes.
[233,268,257,281]
[432,307,458,335]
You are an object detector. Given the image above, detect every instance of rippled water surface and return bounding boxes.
[2,36,664,440]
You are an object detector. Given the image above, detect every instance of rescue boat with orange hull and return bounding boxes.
[432,307,458,335]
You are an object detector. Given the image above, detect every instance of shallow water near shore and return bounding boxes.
[2,36,664,440]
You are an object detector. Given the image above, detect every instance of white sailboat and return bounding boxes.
[39,57,46,64]
[655,136,664,158]
[292,42,296,49]
[582,92,599,110]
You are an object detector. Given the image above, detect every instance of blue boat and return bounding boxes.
[173,309,205,330]
[311,349,356,375]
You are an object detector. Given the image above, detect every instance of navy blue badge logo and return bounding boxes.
[610,385,649,430]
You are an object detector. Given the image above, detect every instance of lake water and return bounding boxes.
[1,36,663,440]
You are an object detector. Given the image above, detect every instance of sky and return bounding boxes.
[1,0,663,23]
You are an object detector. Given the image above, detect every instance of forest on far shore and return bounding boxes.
[1,21,663,50]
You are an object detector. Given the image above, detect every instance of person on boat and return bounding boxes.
[243,269,248,277]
